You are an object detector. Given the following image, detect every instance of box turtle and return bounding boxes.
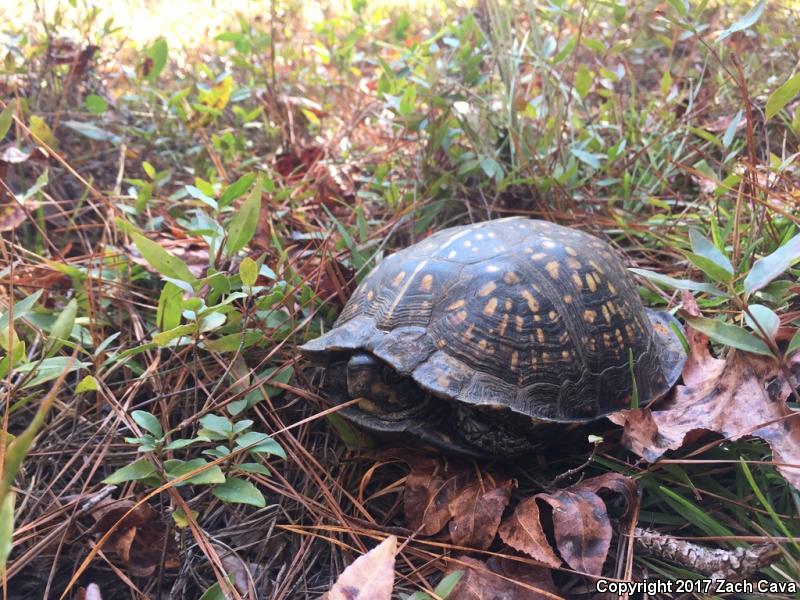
[301,217,686,455]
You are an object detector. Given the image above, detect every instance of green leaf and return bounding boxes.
[153,323,195,346]
[786,329,800,356]
[744,304,780,340]
[239,257,258,287]
[62,120,120,143]
[102,458,157,484]
[689,229,733,276]
[399,85,416,116]
[212,477,266,507]
[131,231,198,284]
[157,281,183,331]
[199,414,233,437]
[164,458,226,485]
[435,571,463,598]
[766,73,800,121]
[132,410,163,438]
[235,431,286,458]
[660,69,672,95]
[235,462,270,475]
[0,492,14,573]
[29,115,56,147]
[575,64,592,98]
[571,149,603,169]
[164,438,200,450]
[0,290,42,331]
[144,38,168,82]
[629,268,726,295]
[203,330,262,353]
[84,94,108,114]
[198,582,226,600]
[171,508,198,529]
[683,316,773,356]
[722,109,743,148]
[225,178,262,256]
[16,357,88,389]
[686,253,733,284]
[0,101,14,141]
[45,299,77,357]
[743,232,800,293]
[75,375,98,393]
[219,173,256,208]
[717,0,767,42]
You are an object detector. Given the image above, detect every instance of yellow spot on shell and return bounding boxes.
[488,231,497,239]
[515,315,525,332]
[603,332,612,348]
[437,339,447,349]
[548,310,557,321]
[532,252,546,260]
[542,351,550,362]
[586,273,598,292]
[521,290,539,312]
[486,265,500,273]
[453,310,468,324]
[420,274,434,292]
[498,314,509,336]
[367,290,374,301]
[545,261,560,279]
[463,240,472,248]
[504,298,513,310]
[504,272,520,284]
[511,351,519,370]
[483,297,498,316]
[615,328,625,344]
[602,305,611,323]
[392,272,406,287]
[530,354,538,367]
[447,299,466,310]
[584,310,597,323]
[437,374,451,388]
[478,339,488,350]
[536,329,545,343]
[464,325,474,339]
[565,246,578,256]
[572,272,583,290]
[563,294,573,304]
[478,282,497,296]
[608,282,617,294]
[476,233,484,240]
[542,240,556,249]
[448,250,457,259]
[566,257,581,270]
[562,350,571,360]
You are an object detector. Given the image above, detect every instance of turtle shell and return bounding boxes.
[301,217,685,423]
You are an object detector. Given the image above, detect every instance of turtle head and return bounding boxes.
[346,353,418,413]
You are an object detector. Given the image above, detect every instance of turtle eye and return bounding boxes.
[381,365,404,385]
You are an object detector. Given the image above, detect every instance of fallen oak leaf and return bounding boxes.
[536,489,612,576]
[498,496,561,568]
[404,457,471,536]
[610,350,800,490]
[610,291,800,490]
[571,472,639,520]
[446,555,562,600]
[448,478,514,550]
[322,535,397,600]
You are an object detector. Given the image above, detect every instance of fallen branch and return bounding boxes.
[634,527,782,580]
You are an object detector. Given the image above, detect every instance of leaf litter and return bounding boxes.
[609,291,800,490]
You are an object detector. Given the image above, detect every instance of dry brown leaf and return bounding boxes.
[610,292,800,491]
[446,556,562,600]
[498,497,561,568]
[322,536,396,600]
[404,458,471,536]
[88,499,179,577]
[537,489,612,576]
[448,479,514,550]
[571,472,639,519]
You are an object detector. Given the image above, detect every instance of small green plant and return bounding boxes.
[104,410,285,508]
[632,226,800,362]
